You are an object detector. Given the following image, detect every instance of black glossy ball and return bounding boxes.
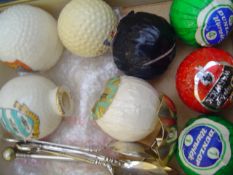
[113,11,176,79]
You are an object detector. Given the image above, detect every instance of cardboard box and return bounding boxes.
[0,1,233,174]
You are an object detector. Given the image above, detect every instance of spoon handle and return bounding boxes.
[15,152,75,161]
[3,139,124,172]
[3,146,117,174]
[16,139,102,153]
[39,148,123,167]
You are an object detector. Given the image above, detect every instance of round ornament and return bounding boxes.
[0,75,73,140]
[92,76,177,142]
[113,11,176,79]
[176,48,233,113]
[170,0,233,46]
[58,0,117,58]
[177,116,233,175]
[0,5,63,72]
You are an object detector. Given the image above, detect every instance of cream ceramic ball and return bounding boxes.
[58,0,117,57]
[0,5,63,72]
[92,76,161,142]
[0,75,73,140]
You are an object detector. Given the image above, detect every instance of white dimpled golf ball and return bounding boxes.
[58,0,117,58]
[0,5,63,71]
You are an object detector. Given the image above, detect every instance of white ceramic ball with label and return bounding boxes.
[0,5,63,72]
[92,76,161,142]
[0,75,73,140]
[58,0,117,57]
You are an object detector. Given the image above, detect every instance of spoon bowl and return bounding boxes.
[113,161,168,175]
[109,141,156,160]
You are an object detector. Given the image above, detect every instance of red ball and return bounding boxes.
[176,48,233,113]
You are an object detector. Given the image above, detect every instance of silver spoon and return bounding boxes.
[109,122,177,165]
[113,161,168,175]
[2,148,168,175]
[2,139,169,175]
[108,141,155,160]
[108,141,178,175]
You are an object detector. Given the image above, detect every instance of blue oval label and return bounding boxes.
[204,6,233,45]
[182,125,222,167]
[178,118,231,175]
[196,1,233,46]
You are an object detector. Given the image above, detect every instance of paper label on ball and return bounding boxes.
[92,77,120,120]
[103,30,116,47]
[3,60,32,72]
[194,61,233,111]
[196,0,233,46]
[179,118,231,175]
[0,102,40,139]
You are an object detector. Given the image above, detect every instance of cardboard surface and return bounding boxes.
[0,1,233,174]
[105,0,170,7]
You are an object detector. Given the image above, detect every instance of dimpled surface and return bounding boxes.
[58,0,117,57]
[0,5,63,71]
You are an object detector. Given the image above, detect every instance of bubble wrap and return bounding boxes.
[12,51,120,175]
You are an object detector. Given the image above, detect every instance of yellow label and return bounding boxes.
[14,101,40,138]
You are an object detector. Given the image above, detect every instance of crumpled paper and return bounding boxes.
[12,50,120,175]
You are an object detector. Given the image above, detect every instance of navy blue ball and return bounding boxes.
[113,11,176,79]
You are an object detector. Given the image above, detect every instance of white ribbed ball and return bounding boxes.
[58,0,117,57]
[94,76,161,142]
[0,5,63,71]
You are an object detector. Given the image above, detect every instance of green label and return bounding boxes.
[91,77,120,120]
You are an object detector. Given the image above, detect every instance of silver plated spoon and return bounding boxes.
[2,139,169,175]
[108,141,155,160]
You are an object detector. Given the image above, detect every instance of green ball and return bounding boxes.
[177,116,233,175]
[170,0,233,46]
